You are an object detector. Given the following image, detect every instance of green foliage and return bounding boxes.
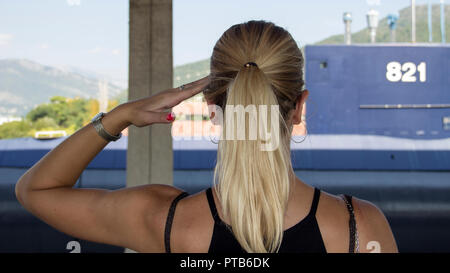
[174,59,210,89]
[26,104,56,123]
[0,120,33,139]
[26,96,90,128]
[0,96,102,139]
[33,117,59,130]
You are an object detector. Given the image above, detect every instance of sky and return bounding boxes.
[0,0,439,87]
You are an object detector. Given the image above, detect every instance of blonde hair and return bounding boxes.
[203,20,305,253]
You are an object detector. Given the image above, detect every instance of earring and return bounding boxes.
[291,123,308,143]
[209,134,219,144]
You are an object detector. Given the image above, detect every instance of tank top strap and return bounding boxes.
[164,191,189,253]
[308,187,321,217]
[341,194,359,253]
[206,187,221,224]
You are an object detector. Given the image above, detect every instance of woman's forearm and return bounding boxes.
[16,104,131,195]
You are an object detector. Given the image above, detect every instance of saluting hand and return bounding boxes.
[120,75,210,128]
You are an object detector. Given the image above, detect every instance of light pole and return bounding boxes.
[412,0,416,43]
[366,9,379,43]
[428,0,433,42]
[388,14,399,43]
[441,0,446,43]
[343,12,352,45]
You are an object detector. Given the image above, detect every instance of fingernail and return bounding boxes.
[166,112,176,122]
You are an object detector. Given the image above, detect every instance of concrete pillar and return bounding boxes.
[127,0,173,189]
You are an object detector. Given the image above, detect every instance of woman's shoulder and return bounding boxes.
[317,189,384,221]
[350,196,398,252]
[317,189,398,253]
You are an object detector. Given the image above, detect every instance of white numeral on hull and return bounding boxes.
[386,62,426,82]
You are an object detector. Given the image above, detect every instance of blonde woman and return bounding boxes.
[15,20,397,253]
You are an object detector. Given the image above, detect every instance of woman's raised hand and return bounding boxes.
[121,75,210,128]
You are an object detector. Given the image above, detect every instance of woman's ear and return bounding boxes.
[291,90,309,125]
[205,98,215,120]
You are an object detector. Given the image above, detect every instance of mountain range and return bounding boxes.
[0,59,124,117]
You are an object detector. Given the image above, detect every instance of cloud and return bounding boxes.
[0,91,25,105]
[88,46,103,54]
[67,0,81,6]
[366,0,381,6]
[0,34,12,46]
[87,47,121,55]
[39,43,49,49]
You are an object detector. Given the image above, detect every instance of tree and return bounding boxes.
[1,95,118,139]
[0,120,33,139]
[33,117,59,130]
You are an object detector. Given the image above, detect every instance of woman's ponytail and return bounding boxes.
[213,64,292,253]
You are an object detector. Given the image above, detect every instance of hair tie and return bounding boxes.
[244,62,258,68]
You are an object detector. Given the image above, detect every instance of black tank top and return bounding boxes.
[164,187,357,253]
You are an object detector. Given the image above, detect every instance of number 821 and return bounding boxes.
[386,61,426,83]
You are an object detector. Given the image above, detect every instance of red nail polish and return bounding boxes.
[166,112,175,122]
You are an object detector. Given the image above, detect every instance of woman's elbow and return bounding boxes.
[15,173,32,207]
[15,178,26,206]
